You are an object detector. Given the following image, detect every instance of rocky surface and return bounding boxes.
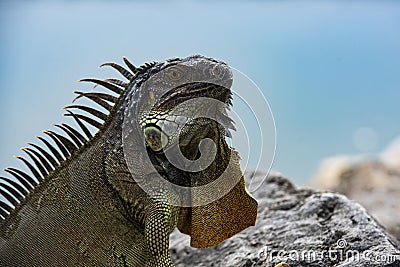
[313,138,400,240]
[170,172,400,267]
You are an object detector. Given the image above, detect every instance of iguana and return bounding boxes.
[0,55,258,266]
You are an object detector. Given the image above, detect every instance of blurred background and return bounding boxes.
[1,0,399,185]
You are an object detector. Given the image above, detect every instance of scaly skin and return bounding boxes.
[0,55,257,266]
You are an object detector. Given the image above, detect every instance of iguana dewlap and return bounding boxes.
[0,55,258,267]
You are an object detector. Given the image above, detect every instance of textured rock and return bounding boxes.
[170,172,400,267]
[313,138,400,240]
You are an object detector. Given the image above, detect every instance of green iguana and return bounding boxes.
[0,55,258,266]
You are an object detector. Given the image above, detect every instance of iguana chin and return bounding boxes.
[0,55,258,266]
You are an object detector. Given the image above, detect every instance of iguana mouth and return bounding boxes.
[157,82,232,109]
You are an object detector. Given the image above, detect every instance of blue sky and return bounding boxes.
[0,0,399,184]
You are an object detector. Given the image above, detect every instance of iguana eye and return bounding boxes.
[166,67,183,80]
[144,126,168,152]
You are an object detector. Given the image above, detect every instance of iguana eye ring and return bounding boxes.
[166,67,183,80]
[144,125,168,152]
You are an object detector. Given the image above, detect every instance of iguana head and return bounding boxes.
[122,55,258,248]
[122,55,233,179]
[138,55,234,174]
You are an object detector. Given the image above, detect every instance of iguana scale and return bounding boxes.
[0,55,258,266]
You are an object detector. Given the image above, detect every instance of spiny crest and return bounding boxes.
[134,61,157,75]
[0,56,154,221]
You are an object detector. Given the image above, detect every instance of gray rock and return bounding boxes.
[312,139,400,240]
[170,172,400,267]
